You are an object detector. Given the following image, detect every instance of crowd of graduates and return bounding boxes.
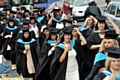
[0,0,120,80]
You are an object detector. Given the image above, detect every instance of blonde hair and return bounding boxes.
[83,16,96,27]
[99,39,119,52]
[105,57,116,69]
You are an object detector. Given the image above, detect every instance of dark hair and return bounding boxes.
[94,22,110,30]
[47,33,58,40]
[8,21,15,27]
[43,28,48,32]
[60,33,72,43]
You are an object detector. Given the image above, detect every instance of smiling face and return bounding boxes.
[110,58,120,70]
[64,34,71,42]
[87,17,93,26]
[104,39,114,49]
[98,22,105,30]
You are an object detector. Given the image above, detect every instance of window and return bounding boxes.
[109,4,117,15]
[116,4,120,15]
[107,4,112,13]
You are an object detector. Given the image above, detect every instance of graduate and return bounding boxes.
[39,7,50,24]
[23,9,30,20]
[50,27,87,80]
[2,18,19,70]
[87,15,120,65]
[80,16,97,39]
[4,7,11,18]
[16,28,39,78]
[35,28,60,80]
[79,16,97,80]
[86,33,119,80]
[39,27,49,49]
[29,16,40,39]
[93,47,120,80]
[48,9,66,29]
[14,12,23,24]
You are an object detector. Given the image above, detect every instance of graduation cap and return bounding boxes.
[24,10,30,13]
[10,10,17,14]
[105,47,120,58]
[16,8,21,11]
[31,4,34,6]
[72,25,79,29]
[62,27,73,34]
[51,9,61,13]
[21,7,26,10]
[18,12,23,15]
[8,18,15,22]
[65,19,72,24]
[96,15,107,22]
[49,28,60,34]
[33,10,39,13]
[39,7,46,13]
[104,33,119,39]
[22,19,29,25]
[21,27,29,32]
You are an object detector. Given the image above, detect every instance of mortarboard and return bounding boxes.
[22,27,29,32]
[65,19,72,24]
[62,27,73,34]
[49,28,60,34]
[18,12,23,15]
[24,10,30,13]
[21,19,29,25]
[104,33,118,39]
[21,7,26,10]
[8,18,15,22]
[33,10,39,13]
[39,7,46,13]
[96,15,107,22]
[51,9,61,13]
[105,47,120,58]
[10,10,17,14]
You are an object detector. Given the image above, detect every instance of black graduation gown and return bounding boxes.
[38,15,48,25]
[93,73,106,80]
[0,24,5,50]
[35,40,57,80]
[16,39,38,77]
[50,18,66,28]
[87,30,115,64]
[86,52,107,80]
[80,25,94,80]
[2,26,19,60]
[93,70,120,80]
[117,36,120,47]
[50,39,89,80]
[39,33,47,49]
